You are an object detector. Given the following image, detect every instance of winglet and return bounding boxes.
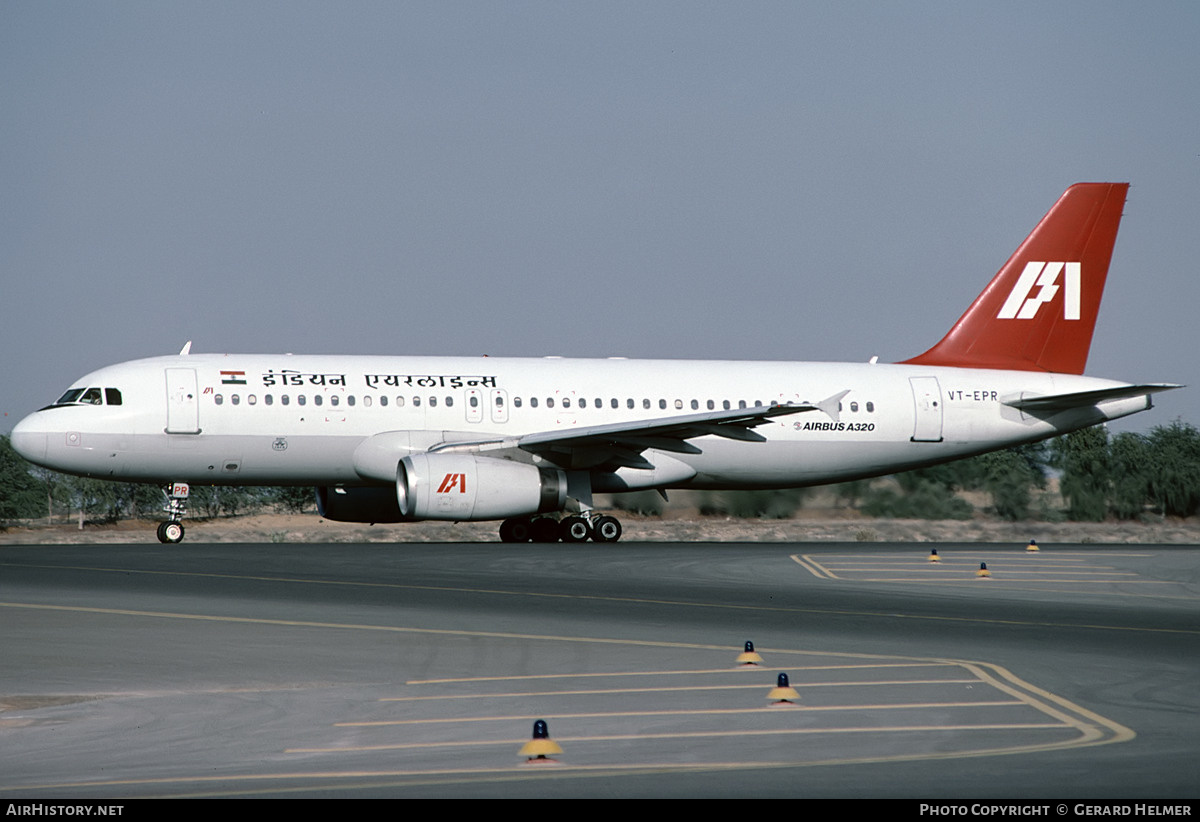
[179,341,193,356]
[902,183,1129,375]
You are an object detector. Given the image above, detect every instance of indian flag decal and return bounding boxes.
[220,370,247,385]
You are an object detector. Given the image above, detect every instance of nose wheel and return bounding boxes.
[156,521,186,544]
[157,482,190,544]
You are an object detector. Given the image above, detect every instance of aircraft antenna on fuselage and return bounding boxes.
[179,341,192,356]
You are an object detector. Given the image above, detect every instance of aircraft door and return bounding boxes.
[165,368,201,434]
[465,389,483,423]
[490,389,509,424]
[908,377,944,442]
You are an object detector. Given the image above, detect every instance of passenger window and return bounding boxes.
[659,399,667,410]
[248,395,257,405]
[562,398,571,408]
[850,402,858,412]
[627,398,634,409]
[611,398,618,409]
[429,396,437,407]
[313,395,322,406]
[232,395,240,406]
[413,396,421,407]
[298,395,306,406]
[690,400,698,410]
[282,395,290,406]
[739,400,747,409]
[363,396,372,407]
[348,395,356,406]
[265,394,274,406]
[514,397,522,408]
[547,398,554,408]
[531,397,538,408]
[379,396,388,407]
[866,402,875,412]
[330,395,339,406]
[105,388,122,406]
[723,400,731,410]
[215,395,224,405]
[707,400,714,410]
[445,396,453,407]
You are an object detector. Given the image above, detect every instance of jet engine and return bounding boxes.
[318,454,566,523]
[397,453,566,521]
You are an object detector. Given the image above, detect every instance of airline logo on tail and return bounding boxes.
[997,261,1081,320]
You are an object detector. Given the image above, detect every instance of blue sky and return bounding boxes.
[3,1,1197,432]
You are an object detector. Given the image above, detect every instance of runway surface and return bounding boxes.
[0,540,1196,798]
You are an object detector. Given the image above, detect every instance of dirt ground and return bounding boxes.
[4,507,1199,545]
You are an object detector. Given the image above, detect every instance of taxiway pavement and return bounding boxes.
[0,541,1196,798]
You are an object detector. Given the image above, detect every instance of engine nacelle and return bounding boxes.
[398,453,566,521]
[316,485,406,523]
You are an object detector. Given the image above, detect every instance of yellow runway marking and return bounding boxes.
[288,723,1073,754]
[340,701,1025,727]
[792,553,1196,599]
[406,663,958,685]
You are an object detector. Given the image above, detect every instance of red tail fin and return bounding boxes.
[902,182,1129,374]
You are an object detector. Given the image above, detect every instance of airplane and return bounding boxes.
[10,182,1178,544]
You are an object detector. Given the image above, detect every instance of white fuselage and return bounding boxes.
[11,353,1150,490]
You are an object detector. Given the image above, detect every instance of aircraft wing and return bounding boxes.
[1002,383,1181,413]
[430,399,836,471]
[516,403,812,469]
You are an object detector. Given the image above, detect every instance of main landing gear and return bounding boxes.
[157,482,190,544]
[498,513,623,544]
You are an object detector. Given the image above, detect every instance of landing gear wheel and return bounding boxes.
[157,521,185,544]
[592,515,622,543]
[559,515,592,543]
[530,517,560,543]
[499,518,533,543]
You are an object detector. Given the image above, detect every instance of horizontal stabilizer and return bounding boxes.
[1003,383,1181,412]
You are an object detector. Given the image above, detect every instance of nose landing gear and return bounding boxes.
[157,482,189,544]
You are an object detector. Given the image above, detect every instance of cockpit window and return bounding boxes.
[47,386,122,408]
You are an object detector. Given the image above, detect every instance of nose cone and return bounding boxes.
[10,413,48,464]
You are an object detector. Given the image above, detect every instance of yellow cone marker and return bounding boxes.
[767,672,800,706]
[929,548,941,563]
[737,640,763,666]
[519,719,563,763]
[976,562,991,578]
[1026,539,1039,553]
